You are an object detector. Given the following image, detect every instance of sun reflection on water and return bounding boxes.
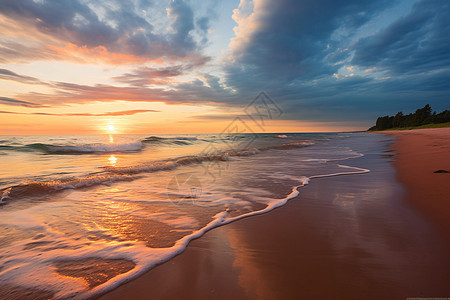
[108,155,117,166]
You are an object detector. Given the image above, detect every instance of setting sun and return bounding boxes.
[107,123,116,133]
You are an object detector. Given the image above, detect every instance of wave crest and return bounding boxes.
[0,174,136,203]
[142,136,198,146]
[23,142,143,154]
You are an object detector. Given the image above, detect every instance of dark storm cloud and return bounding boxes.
[222,0,450,124]
[225,0,392,92]
[352,0,450,75]
[0,0,206,60]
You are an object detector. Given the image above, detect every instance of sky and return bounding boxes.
[0,0,449,134]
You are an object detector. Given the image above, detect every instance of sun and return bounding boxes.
[107,123,116,133]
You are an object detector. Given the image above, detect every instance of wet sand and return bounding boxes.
[99,132,450,299]
[384,127,450,234]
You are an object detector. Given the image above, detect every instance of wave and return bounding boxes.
[0,159,371,299]
[104,148,264,176]
[0,174,137,203]
[0,142,144,154]
[0,145,16,150]
[80,163,370,299]
[0,141,312,202]
[43,142,143,154]
[262,141,314,151]
[0,152,234,202]
[142,136,198,146]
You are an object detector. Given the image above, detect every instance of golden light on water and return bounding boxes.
[108,155,117,166]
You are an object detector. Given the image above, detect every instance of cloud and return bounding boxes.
[352,0,450,75]
[190,114,246,120]
[0,0,209,63]
[2,0,449,128]
[167,0,196,56]
[0,42,55,64]
[112,56,211,86]
[0,97,45,107]
[12,80,218,107]
[0,69,42,84]
[217,0,450,123]
[0,66,230,108]
[196,16,211,45]
[225,0,391,92]
[113,66,184,86]
[0,109,159,116]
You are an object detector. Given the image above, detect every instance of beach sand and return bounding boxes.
[98,130,450,300]
[384,127,450,234]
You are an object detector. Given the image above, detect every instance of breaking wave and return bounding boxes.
[0,175,137,202]
[0,142,144,154]
[142,136,199,146]
[0,141,312,203]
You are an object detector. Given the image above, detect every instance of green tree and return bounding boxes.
[413,104,432,126]
[392,112,404,127]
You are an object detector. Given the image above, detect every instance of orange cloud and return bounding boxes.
[46,43,165,65]
[0,109,159,117]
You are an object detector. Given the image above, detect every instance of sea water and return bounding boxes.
[0,132,375,299]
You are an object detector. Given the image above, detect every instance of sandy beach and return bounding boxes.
[384,128,450,234]
[98,129,450,299]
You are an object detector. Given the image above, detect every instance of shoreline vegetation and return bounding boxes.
[368,104,450,131]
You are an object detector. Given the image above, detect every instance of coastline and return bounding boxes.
[98,131,450,299]
[382,127,450,235]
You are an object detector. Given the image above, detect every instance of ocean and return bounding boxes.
[0,132,380,299]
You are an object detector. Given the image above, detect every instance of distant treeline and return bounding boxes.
[368,104,450,131]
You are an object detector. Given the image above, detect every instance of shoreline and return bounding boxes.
[98,131,450,299]
[382,127,450,235]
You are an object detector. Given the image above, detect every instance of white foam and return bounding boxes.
[83,163,373,299]
[310,164,370,179]
[268,173,310,183]
[0,187,10,203]
[78,176,311,299]
[0,136,374,299]
[0,167,371,300]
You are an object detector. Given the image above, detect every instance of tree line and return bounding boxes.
[368,104,450,131]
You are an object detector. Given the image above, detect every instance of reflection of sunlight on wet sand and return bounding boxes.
[108,155,117,166]
[333,193,357,207]
[332,187,388,209]
[225,227,273,299]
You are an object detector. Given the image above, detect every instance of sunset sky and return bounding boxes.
[0,0,449,134]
